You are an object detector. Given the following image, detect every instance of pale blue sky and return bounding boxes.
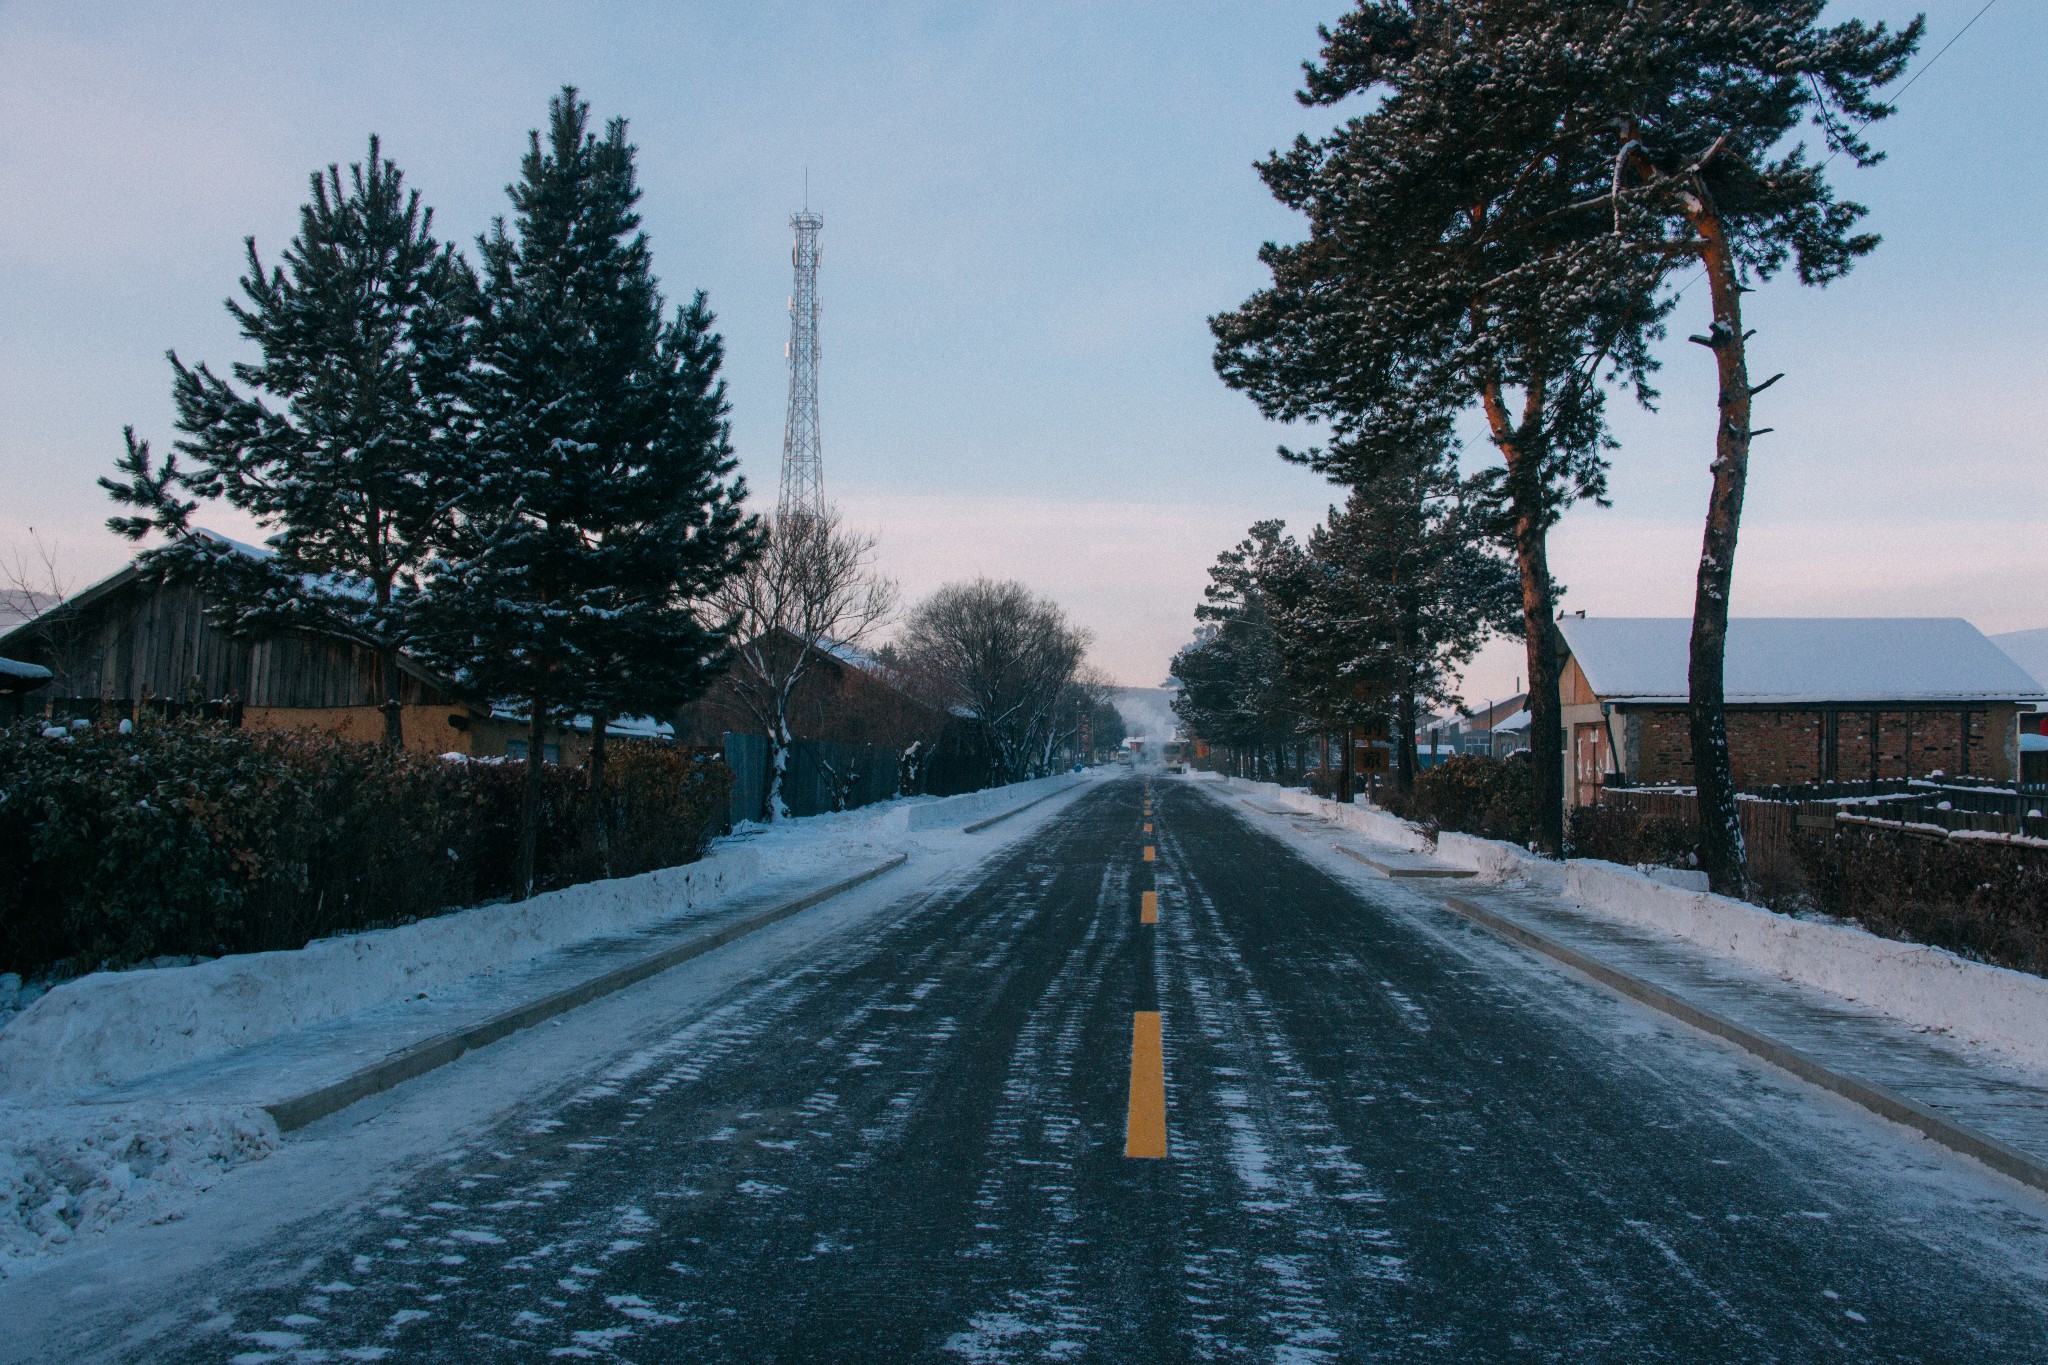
[2,1,2039,693]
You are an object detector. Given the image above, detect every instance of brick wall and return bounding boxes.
[1630,706,1998,785]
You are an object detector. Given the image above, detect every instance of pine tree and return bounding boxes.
[1213,5,1672,852]
[422,89,757,896]
[102,136,471,748]
[1169,522,1311,781]
[1272,454,1520,795]
[1584,4,1921,897]
[1219,2,1918,883]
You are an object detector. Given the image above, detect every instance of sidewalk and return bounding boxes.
[1228,788,2048,1195]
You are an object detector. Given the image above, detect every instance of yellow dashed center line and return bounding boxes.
[1143,822,1153,833]
[1125,1011,1168,1158]
[1143,845,1156,862]
[1140,890,1158,924]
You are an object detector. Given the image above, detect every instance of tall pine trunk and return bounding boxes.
[518,692,546,900]
[588,713,610,877]
[1683,190,1756,899]
[378,644,406,750]
[1483,381,1566,857]
[1396,690,1418,794]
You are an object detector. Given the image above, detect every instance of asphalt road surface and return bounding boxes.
[136,776,2048,1360]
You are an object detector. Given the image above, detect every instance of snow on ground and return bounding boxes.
[0,1103,278,1277]
[0,771,1094,1278]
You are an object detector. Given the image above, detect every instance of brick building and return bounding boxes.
[1555,616,2045,806]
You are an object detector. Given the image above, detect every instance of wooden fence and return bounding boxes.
[1599,779,2048,854]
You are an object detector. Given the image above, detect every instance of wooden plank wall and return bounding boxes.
[33,578,448,708]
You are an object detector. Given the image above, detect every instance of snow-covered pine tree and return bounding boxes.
[1576,4,1921,898]
[101,137,471,748]
[1169,522,1310,782]
[422,89,757,897]
[1212,4,1671,853]
[1273,453,1520,795]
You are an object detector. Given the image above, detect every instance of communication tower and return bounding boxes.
[777,210,825,519]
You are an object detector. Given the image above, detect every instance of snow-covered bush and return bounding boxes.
[0,718,729,981]
[1380,753,1533,847]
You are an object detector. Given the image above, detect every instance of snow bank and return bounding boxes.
[1216,777,2048,1068]
[0,773,1092,1099]
[895,772,1087,831]
[1562,860,2048,1069]
[1231,782,1562,890]
[0,1102,278,1277]
[0,847,785,1098]
[0,772,1095,1276]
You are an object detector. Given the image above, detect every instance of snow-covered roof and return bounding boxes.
[0,655,53,693]
[1558,617,2047,705]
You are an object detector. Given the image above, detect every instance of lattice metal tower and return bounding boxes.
[777,210,825,519]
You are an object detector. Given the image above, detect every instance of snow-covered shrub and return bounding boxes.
[1380,753,1533,846]
[0,718,730,981]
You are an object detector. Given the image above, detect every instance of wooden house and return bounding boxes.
[1555,615,2047,806]
[0,548,553,758]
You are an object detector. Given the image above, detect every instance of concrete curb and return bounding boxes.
[1331,842,1476,880]
[1441,894,2048,1198]
[265,854,909,1132]
[962,778,1086,834]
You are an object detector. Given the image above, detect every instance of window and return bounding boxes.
[1574,725,1610,797]
[504,740,561,765]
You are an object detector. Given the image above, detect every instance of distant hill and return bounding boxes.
[1992,627,2048,692]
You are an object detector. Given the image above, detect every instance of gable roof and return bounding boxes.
[0,531,455,693]
[1557,617,2046,706]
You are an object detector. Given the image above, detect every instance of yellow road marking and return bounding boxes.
[1143,822,1153,833]
[1125,1011,1168,1158]
[1140,890,1158,924]
[1143,845,1156,862]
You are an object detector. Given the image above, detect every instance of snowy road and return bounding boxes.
[26,775,2048,1360]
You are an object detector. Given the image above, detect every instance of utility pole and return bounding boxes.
[778,210,825,520]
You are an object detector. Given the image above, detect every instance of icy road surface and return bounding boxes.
[22,776,2048,1360]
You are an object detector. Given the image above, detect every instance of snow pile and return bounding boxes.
[0,1102,278,1277]
[0,846,797,1098]
[895,772,1083,830]
[1562,859,2048,1069]
[0,771,1092,1274]
[1236,781,1562,890]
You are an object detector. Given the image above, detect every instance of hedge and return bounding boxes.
[0,717,730,981]
[1379,752,1534,846]
[1567,798,2048,978]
